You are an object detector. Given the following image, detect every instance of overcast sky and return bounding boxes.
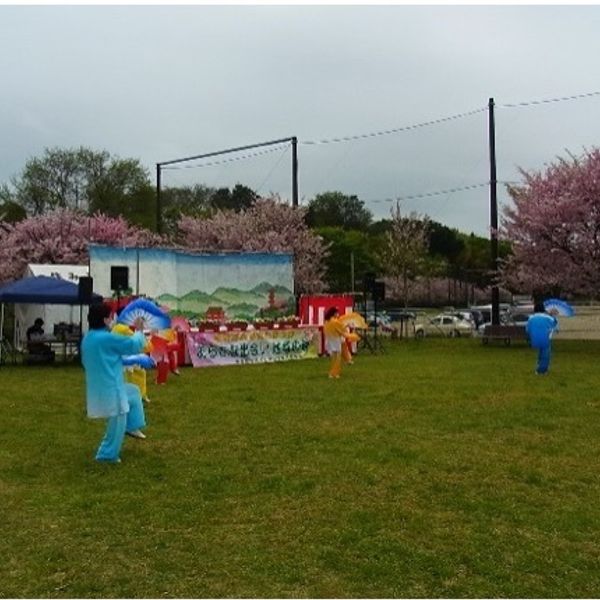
[2,4,600,235]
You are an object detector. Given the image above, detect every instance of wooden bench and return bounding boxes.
[481,325,529,346]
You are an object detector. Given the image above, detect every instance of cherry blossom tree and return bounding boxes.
[379,202,430,307]
[176,196,329,293]
[0,208,161,283]
[501,148,600,297]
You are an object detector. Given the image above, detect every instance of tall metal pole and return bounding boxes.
[488,97,500,326]
[156,164,162,235]
[291,136,298,207]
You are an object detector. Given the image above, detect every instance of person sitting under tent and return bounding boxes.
[26,318,55,362]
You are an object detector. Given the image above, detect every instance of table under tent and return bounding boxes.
[0,275,102,365]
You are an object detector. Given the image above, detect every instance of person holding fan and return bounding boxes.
[81,303,148,464]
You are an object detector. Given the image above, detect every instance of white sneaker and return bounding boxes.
[126,430,146,439]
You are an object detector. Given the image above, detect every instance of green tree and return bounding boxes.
[160,184,215,237]
[0,200,27,224]
[0,184,27,223]
[86,156,156,230]
[368,218,392,237]
[454,232,510,288]
[316,226,378,292]
[306,191,373,230]
[428,222,465,264]
[2,147,155,229]
[210,184,258,212]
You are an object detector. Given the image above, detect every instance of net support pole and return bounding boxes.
[488,97,500,326]
[155,137,298,221]
[156,163,162,235]
[291,136,298,207]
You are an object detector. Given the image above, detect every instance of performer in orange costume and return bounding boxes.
[338,311,366,366]
[323,307,350,379]
[341,336,354,365]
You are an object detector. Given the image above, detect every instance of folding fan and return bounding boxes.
[117,298,171,330]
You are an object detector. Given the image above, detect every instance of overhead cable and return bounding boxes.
[364,182,490,204]
[299,107,487,146]
[162,143,290,170]
[499,90,600,109]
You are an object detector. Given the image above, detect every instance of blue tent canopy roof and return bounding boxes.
[0,275,102,305]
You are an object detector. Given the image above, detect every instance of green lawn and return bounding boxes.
[2,338,600,598]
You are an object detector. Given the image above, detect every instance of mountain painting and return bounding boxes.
[157,282,295,319]
[89,245,295,319]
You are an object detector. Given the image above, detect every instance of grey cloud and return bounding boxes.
[2,5,600,235]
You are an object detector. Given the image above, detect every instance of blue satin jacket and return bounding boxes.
[526,313,558,349]
[81,329,145,418]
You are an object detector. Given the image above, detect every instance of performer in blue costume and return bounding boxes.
[526,299,559,375]
[81,303,148,463]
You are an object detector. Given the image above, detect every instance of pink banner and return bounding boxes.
[186,327,320,367]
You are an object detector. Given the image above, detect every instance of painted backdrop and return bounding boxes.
[89,245,295,320]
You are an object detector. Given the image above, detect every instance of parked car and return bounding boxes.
[507,312,531,327]
[450,310,477,327]
[467,309,484,329]
[386,309,417,322]
[505,307,533,327]
[414,314,475,338]
[470,304,511,330]
[366,313,394,332]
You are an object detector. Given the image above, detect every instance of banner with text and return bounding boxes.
[186,327,320,367]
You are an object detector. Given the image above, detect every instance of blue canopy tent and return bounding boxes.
[0,275,102,362]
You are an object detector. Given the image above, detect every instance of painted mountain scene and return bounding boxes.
[157,282,295,320]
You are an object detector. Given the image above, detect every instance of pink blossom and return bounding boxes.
[501,148,600,296]
[176,196,329,293]
[0,208,162,283]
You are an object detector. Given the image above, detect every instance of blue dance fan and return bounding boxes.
[122,354,156,369]
[543,298,575,317]
[117,298,171,330]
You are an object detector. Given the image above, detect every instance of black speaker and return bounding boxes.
[110,266,129,291]
[363,272,376,291]
[78,276,93,303]
[372,281,386,302]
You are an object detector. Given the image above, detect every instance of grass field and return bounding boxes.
[2,338,600,598]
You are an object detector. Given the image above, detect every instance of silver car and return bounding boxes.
[414,314,475,338]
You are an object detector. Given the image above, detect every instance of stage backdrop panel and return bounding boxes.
[89,246,295,320]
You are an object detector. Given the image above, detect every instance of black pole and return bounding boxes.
[488,97,500,326]
[157,137,294,167]
[291,136,298,207]
[156,163,162,235]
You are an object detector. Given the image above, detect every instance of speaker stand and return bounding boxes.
[358,297,386,354]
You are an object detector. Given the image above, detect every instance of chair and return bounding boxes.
[25,338,55,365]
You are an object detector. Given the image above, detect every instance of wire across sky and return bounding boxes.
[160,89,600,207]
